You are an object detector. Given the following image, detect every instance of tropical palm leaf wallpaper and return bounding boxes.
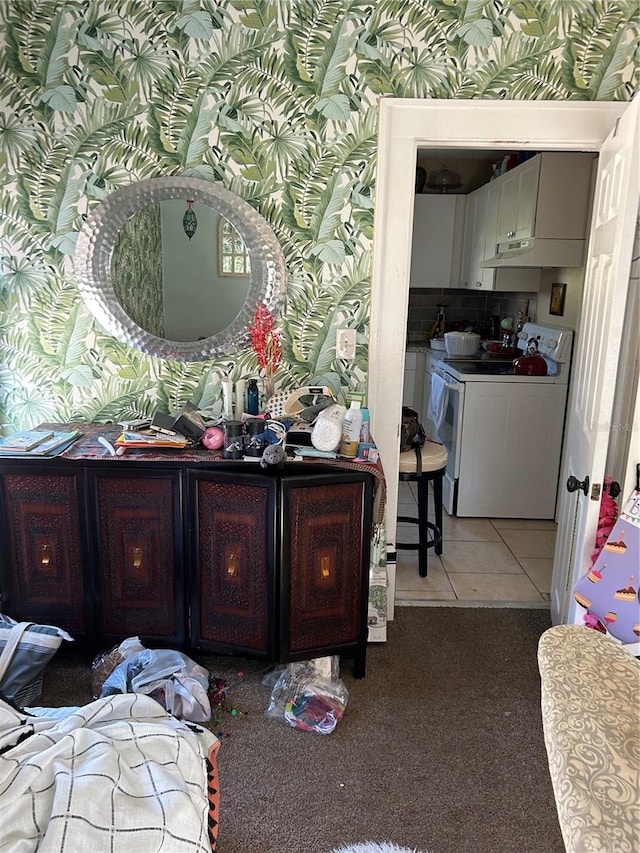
[0,0,638,431]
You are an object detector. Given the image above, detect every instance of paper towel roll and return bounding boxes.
[311,404,346,452]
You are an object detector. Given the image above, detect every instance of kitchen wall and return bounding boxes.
[0,2,638,431]
[537,268,585,332]
[407,288,537,341]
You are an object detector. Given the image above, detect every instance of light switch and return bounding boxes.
[336,328,356,360]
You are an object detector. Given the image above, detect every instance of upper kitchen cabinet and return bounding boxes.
[490,152,595,266]
[410,195,466,288]
[461,181,540,292]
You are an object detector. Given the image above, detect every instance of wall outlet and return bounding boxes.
[336,328,357,360]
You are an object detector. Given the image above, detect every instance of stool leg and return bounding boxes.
[434,472,444,556]
[417,475,429,577]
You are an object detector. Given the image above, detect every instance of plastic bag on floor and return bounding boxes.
[91,636,145,697]
[264,656,348,734]
[100,647,211,722]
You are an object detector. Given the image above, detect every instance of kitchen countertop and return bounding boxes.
[407,342,514,365]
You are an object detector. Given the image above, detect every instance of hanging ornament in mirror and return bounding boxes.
[183,199,197,239]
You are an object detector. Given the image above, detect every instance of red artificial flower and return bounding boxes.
[248,303,282,379]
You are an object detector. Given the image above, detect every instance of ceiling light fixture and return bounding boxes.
[426,164,462,193]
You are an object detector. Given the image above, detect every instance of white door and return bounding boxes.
[551,96,640,625]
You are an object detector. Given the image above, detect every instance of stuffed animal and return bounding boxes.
[260,443,286,469]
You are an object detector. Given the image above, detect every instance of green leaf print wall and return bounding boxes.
[0,0,638,430]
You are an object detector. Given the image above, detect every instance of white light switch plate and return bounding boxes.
[336,328,356,360]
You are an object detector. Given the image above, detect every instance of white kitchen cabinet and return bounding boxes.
[461,182,540,292]
[410,195,466,288]
[496,152,594,245]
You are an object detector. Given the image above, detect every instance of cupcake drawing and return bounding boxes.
[605,529,627,554]
[588,564,605,583]
[613,575,636,602]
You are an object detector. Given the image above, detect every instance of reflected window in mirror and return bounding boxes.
[219,219,251,276]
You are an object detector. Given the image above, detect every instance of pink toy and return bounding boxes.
[201,426,224,450]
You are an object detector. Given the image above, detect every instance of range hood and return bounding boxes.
[482,237,586,268]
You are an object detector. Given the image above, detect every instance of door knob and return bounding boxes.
[608,481,621,498]
[567,475,589,496]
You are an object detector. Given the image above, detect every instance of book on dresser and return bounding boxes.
[0,430,54,452]
[0,429,81,457]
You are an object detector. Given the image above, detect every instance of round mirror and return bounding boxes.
[74,177,287,361]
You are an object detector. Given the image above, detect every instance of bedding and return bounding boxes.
[0,693,219,851]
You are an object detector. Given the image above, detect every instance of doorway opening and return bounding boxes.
[368,99,629,612]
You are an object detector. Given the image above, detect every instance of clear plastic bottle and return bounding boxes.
[340,400,362,457]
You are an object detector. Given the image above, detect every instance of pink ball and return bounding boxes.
[201,426,225,450]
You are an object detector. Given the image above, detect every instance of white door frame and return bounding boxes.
[369,99,628,555]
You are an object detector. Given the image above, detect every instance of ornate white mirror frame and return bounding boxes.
[74,176,287,361]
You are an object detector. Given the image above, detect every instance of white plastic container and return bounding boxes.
[311,404,346,452]
[444,331,481,356]
[340,400,362,457]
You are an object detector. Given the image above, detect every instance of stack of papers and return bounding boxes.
[0,429,82,457]
[115,431,189,449]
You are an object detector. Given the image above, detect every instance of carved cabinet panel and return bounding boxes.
[87,469,184,645]
[0,468,88,635]
[190,471,276,658]
[282,474,370,677]
[191,469,372,675]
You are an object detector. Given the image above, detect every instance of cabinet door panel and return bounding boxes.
[0,471,87,635]
[192,474,275,656]
[282,476,369,659]
[90,472,183,643]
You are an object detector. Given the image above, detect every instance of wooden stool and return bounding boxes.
[397,440,447,578]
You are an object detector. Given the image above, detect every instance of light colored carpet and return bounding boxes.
[330,844,432,853]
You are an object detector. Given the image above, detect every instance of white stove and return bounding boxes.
[426,324,574,518]
[433,322,573,383]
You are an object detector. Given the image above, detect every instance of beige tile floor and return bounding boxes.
[395,481,556,608]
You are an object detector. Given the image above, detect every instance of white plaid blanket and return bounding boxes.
[0,694,218,852]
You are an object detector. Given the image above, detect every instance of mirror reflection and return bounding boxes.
[111,202,250,342]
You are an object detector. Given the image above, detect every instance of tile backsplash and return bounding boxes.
[407,288,537,341]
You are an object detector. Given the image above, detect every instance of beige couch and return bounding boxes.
[538,624,640,853]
